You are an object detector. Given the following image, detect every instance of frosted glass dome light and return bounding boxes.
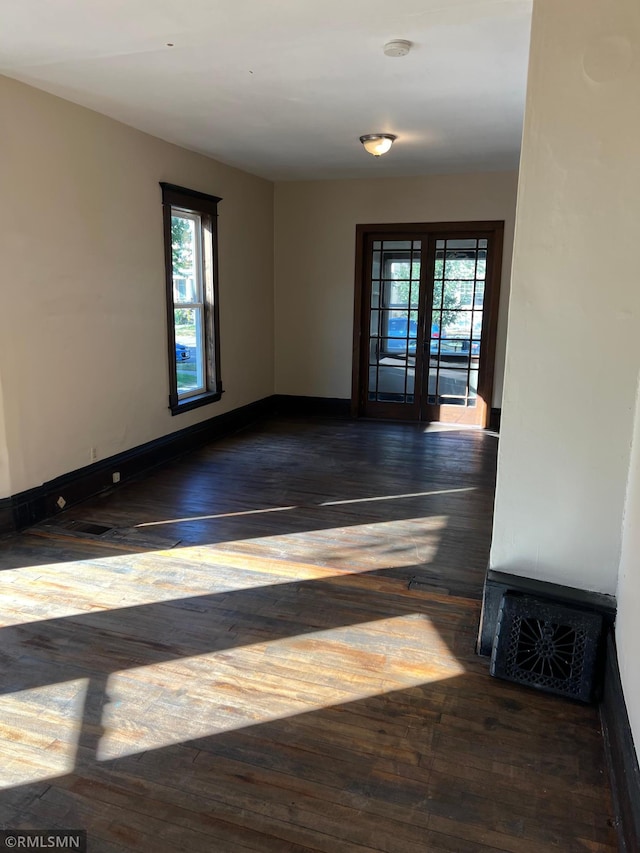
[359,134,397,157]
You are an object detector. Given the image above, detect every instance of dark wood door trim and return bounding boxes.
[352,221,505,426]
[479,223,504,425]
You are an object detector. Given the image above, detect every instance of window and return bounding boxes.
[161,183,223,414]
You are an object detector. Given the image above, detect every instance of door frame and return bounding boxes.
[351,220,504,426]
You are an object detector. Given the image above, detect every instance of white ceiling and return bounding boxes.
[0,0,533,181]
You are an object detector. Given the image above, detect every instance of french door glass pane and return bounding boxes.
[444,280,474,309]
[476,250,487,279]
[383,240,412,251]
[429,237,486,408]
[368,240,421,403]
[469,369,479,402]
[371,280,380,308]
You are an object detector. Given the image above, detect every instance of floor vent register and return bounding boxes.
[490,594,603,703]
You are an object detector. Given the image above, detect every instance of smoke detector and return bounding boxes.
[383,40,412,58]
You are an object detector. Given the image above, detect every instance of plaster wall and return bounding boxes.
[490,0,640,594]
[0,75,274,495]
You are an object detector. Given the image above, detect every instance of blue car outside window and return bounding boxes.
[384,317,479,356]
[386,317,418,353]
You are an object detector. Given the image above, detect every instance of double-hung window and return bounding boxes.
[161,183,223,414]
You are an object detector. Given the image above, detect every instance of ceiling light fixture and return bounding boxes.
[359,134,397,157]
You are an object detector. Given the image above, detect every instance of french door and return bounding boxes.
[352,222,503,426]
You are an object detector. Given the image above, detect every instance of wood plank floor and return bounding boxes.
[0,418,617,851]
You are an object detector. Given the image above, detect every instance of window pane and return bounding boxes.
[432,281,443,309]
[171,215,201,303]
[388,261,411,280]
[445,254,476,280]
[446,239,477,250]
[163,183,222,414]
[433,344,473,369]
[371,251,381,279]
[438,368,469,397]
[441,310,472,338]
[371,280,380,308]
[368,366,378,394]
[382,240,412,251]
[378,310,418,356]
[377,363,408,397]
[405,369,415,394]
[383,280,410,308]
[175,307,204,396]
[443,280,474,310]
[469,369,479,398]
[476,250,487,279]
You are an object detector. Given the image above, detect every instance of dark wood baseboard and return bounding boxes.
[2,396,275,534]
[0,497,13,538]
[601,634,640,852]
[477,568,617,657]
[0,394,358,535]
[272,395,351,419]
[1,393,500,535]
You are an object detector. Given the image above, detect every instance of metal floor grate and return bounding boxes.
[490,594,603,703]
[29,519,182,549]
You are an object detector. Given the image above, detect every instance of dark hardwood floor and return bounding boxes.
[0,418,617,851]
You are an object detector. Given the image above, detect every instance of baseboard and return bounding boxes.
[477,568,617,657]
[272,395,351,419]
[3,396,275,533]
[0,497,13,537]
[0,394,356,535]
[601,634,640,852]
[489,407,501,431]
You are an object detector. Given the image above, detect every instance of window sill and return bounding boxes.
[170,388,223,416]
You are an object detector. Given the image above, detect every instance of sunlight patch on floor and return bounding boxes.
[218,515,450,572]
[0,516,447,627]
[0,679,87,789]
[97,615,465,761]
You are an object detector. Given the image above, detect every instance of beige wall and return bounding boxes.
[491,0,640,595]
[0,76,518,500]
[273,172,518,402]
[0,76,274,497]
